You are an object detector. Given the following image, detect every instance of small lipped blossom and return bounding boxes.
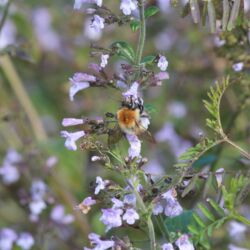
[100,208,123,231]
[75,196,96,214]
[62,118,85,127]
[126,134,141,159]
[157,55,168,71]
[100,54,109,68]
[69,73,96,101]
[74,0,102,9]
[0,228,17,250]
[154,72,169,86]
[122,81,139,99]
[232,62,244,72]
[50,204,75,224]
[175,234,194,250]
[16,233,34,250]
[91,15,105,32]
[95,176,109,195]
[122,208,139,224]
[84,233,114,250]
[162,243,174,250]
[120,0,138,15]
[60,130,85,151]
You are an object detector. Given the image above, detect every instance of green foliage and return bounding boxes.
[144,6,160,19]
[110,41,135,63]
[203,76,230,136]
[188,198,227,249]
[130,20,140,32]
[140,55,156,66]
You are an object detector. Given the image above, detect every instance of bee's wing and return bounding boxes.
[135,120,156,144]
[108,125,124,146]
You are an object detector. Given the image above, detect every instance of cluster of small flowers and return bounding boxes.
[0,228,34,250]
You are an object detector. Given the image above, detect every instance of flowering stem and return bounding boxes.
[225,137,250,160]
[132,182,156,250]
[135,0,146,66]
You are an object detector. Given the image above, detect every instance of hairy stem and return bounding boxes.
[133,182,156,250]
[135,0,146,66]
[0,55,47,142]
[225,137,250,160]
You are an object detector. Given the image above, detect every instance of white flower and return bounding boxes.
[91,15,105,32]
[175,234,194,250]
[95,176,106,194]
[50,205,75,224]
[232,62,244,72]
[29,200,47,215]
[0,228,17,250]
[215,168,224,187]
[120,0,138,15]
[91,155,102,162]
[162,243,174,250]
[60,130,85,151]
[126,134,141,158]
[122,208,139,224]
[16,233,34,250]
[100,54,109,68]
[62,118,85,127]
[69,75,90,101]
[122,82,139,99]
[0,165,20,185]
[157,55,168,71]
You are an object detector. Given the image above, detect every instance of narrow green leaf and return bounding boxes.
[130,20,140,32]
[193,213,206,228]
[182,174,198,198]
[207,198,225,217]
[144,6,160,18]
[110,41,135,63]
[198,203,216,221]
[141,55,156,65]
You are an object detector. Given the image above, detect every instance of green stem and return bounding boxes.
[231,214,250,226]
[225,137,250,160]
[135,0,146,66]
[0,0,13,34]
[133,181,156,250]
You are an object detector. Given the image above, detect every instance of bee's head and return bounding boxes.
[121,96,144,114]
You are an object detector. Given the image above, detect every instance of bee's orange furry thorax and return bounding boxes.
[117,108,140,133]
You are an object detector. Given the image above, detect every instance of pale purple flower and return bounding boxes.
[122,208,139,224]
[91,15,105,32]
[126,134,141,158]
[100,54,109,68]
[84,17,102,41]
[60,130,85,151]
[29,200,47,215]
[215,168,224,187]
[82,196,97,206]
[62,118,85,127]
[162,243,174,250]
[85,233,114,250]
[157,55,168,71]
[100,208,123,231]
[31,180,47,201]
[33,8,60,52]
[175,234,194,250]
[4,149,22,165]
[155,72,169,85]
[46,156,58,168]
[0,165,20,185]
[16,233,34,250]
[111,198,124,209]
[89,63,102,73]
[228,221,247,242]
[0,21,16,50]
[168,101,187,119]
[50,205,75,224]
[69,73,93,101]
[0,228,17,250]
[123,194,136,206]
[214,36,225,47]
[74,0,102,9]
[228,244,249,250]
[152,201,164,215]
[120,0,138,15]
[122,82,139,99]
[75,196,96,214]
[232,62,244,72]
[162,189,183,217]
[95,176,106,195]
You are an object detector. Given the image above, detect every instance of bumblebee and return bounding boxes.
[108,96,155,145]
